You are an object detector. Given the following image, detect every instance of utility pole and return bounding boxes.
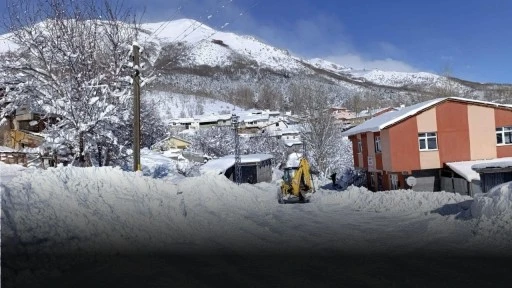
[132,42,141,171]
[231,114,242,185]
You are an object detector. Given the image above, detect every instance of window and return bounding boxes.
[375,136,381,153]
[418,132,437,151]
[496,126,512,145]
[357,140,362,153]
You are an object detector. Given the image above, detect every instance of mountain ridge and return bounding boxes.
[2,18,511,109]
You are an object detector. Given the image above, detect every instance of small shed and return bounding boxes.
[445,157,512,196]
[472,159,512,193]
[200,154,274,184]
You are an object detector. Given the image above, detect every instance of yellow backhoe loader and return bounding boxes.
[278,153,315,204]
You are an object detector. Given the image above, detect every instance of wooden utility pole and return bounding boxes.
[132,43,141,171]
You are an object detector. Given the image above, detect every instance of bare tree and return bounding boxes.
[257,82,282,110]
[344,93,364,115]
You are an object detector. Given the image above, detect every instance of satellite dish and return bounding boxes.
[406,176,417,187]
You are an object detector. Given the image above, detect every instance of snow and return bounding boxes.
[283,139,302,147]
[2,162,510,256]
[342,97,512,137]
[342,98,443,136]
[0,146,16,152]
[471,182,512,219]
[472,159,512,170]
[446,158,512,182]
[0,33,18,53]
[140,19,303,71]
[307,58,350,73]
[139,148,189,180]
[2,161,512,285]
[314,186,472,213]
[147,91,246,122]
[352,70,442,87]
[285,152,302,168]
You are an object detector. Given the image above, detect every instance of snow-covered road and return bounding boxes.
[2,162,512,287]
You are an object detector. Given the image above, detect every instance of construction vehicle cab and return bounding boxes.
[278,153,315,204]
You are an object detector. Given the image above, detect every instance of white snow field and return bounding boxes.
[2,162,512,287]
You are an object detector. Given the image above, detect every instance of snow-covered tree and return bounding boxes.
[2,0,146,166]
[189,126,235,157]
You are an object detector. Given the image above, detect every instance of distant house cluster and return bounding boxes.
[168,109,306,153]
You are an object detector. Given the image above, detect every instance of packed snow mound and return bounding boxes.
[139,148,197,179]
[0,163,279,255]
[471,182,512,218]
[313,186,473,213]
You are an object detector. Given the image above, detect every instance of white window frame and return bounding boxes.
[496,126,512,145]
[418,132,438,151]
[375,136,381,153]
[357,140,362,153]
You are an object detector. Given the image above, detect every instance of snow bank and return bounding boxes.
[313,186,472,213]
[1,163,279,256]
[468,182,512,250]
[471,182,512,218]
[139,148,194,179]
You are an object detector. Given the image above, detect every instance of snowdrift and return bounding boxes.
[2,162,512,264]
[1,163,278,256]
[313,186,472,213]
[471,182,512,218]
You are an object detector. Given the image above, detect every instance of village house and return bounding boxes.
[329,107,356,127]
[342,97,512,194]
[152,136,192,151]
[0,106,54,150]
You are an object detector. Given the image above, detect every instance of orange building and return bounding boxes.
[342,97,512,192]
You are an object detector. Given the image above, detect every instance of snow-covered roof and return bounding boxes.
[240,114,269,122]
[342,97,512,137]
[354,107,397,118]
[200,154,274,174]
[169,118,195,123]
[196,114,231,123]
[283,139,302,147]
[472,159,512,171]
[0,146,16,152]
[446,157,512,182]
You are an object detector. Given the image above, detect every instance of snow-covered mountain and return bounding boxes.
[2,18,511,108]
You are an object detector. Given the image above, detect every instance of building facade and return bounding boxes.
[342,97,512,192]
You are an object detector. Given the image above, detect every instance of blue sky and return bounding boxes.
[3,0,512,83]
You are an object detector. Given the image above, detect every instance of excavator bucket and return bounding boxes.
[278,193,311,204]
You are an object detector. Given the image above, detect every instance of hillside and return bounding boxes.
[2,18,512,111]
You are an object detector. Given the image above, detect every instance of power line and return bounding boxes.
[140,0,188,44]
[169,0,234,44]
[189,0,260,47]
[160,0,260,70]
[150,1,187,37]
